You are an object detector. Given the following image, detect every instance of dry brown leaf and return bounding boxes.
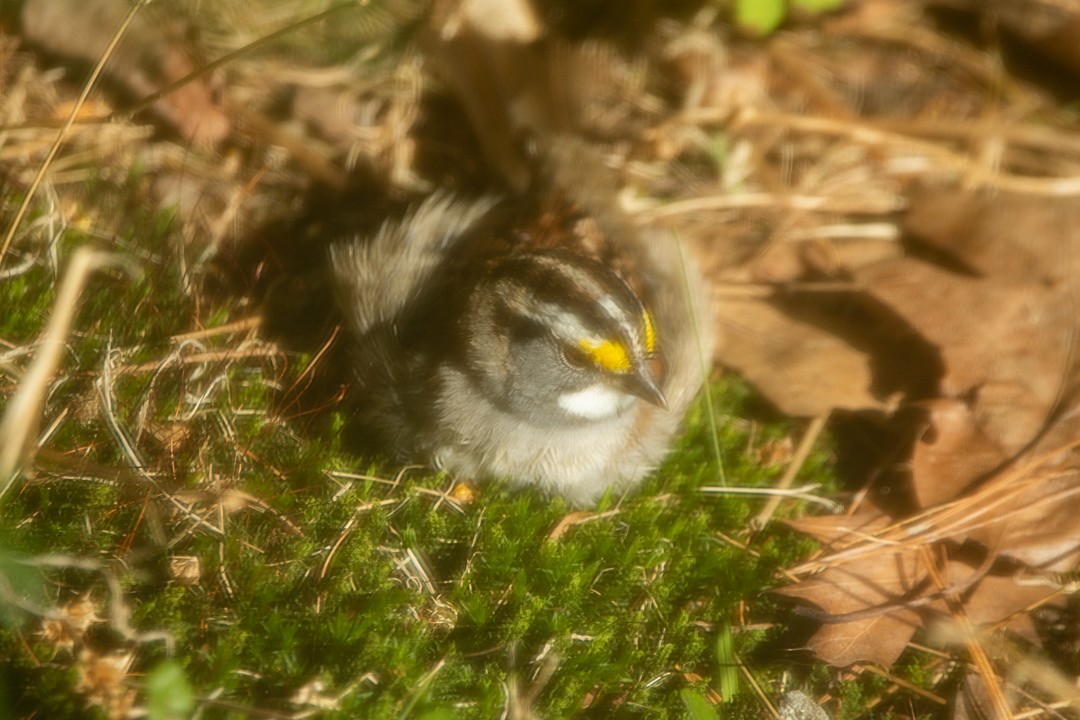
[746,234,902,285]
[864,191,1080,568]
[903,186,1080,284]
[857,257,1073,455]
[714,296,884,416]
[780,534,1060,669]
[785,507,891,549]
[778,551,926,667]
[951,568,1058,643]
[911,399,1010,508]
[780,552,926,612]
[780,184,1080,685]
[965,471,1080,572]
[804,608,920,669]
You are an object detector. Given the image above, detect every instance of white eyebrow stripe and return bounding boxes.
[598,295,624,322]
[534,301,590,339]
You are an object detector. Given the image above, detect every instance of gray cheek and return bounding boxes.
[503,337,593,424]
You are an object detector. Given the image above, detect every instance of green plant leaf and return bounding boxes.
[146,661,195,720]
[416,710,459,720]
[680,688,721,720]
[0,551,43,628]
[716,623,739,701]
[735,0,786,36]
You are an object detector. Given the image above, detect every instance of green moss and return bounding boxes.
[0,268,56,339]
[0,184,939,720]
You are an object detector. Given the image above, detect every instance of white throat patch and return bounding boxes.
[557,383,629,420]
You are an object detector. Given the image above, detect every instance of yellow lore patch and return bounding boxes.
[579,337,631,373]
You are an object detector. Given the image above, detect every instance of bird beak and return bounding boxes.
[622,363,668,410]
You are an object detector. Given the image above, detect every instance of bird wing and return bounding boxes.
[329,192,497,338]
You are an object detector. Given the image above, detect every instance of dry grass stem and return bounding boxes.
[752,413,829,528]
[737,658,779,719]
[857,663,947,706]
[922,546,1014,720]
[0,247,121,498]
[637,190,902,222]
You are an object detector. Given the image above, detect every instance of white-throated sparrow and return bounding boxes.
[330,139,712,505]
[329,7,713,505]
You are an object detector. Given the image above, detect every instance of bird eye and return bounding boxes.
[560,344,592,369]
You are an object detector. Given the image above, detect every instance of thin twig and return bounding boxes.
[753,413,829,528]
[114,2,360,124]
